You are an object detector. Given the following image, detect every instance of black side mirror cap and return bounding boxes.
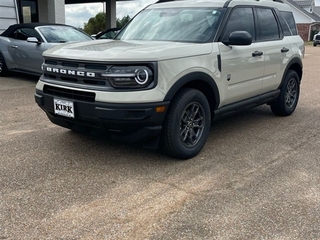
[223,31,252,46]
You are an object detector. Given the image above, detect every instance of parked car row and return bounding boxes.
[0,23,120,76]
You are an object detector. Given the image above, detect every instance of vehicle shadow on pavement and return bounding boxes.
[62,128,175,163]
[0,72,40,91]
[56,104,276,164]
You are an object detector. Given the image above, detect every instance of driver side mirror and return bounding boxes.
[27,37,41,44]
[222,31,252,46]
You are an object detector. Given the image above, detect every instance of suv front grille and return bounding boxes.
[43,85,95,102]
[42,59,112,89]
[316,35,320,40]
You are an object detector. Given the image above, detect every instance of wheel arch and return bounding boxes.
[0,50,6,62]
[163,72,220,119]
[0,50,9,75]
[280,57,303,88]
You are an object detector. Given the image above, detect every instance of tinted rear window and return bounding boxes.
[280,11,298,35]
[256,8,280,41]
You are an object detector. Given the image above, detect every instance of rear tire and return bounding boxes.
[271,70,300,116]
[0,53,8,76]
[161,88,211,159]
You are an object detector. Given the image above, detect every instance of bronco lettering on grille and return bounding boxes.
[45,67,96,77]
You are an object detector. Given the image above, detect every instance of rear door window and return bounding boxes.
[255,8,280,41]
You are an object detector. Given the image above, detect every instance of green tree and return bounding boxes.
[83,13,131,35]
[117,15,131,28]
[84,12,106,35]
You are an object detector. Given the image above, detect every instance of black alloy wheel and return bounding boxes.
[161,88,211,159]
[271,70,300,116]
[180,101,205,147]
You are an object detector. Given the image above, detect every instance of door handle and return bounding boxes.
[11,45,18,49]
[252,51,263,57]
[281,47,289,53]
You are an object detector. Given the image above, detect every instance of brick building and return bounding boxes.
[285,0,320,41]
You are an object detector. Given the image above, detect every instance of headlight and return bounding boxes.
[102,66,153,89]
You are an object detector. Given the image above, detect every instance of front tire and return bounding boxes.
[161,88,211,159]
[0,53,8,76]
[313,42,317,47]
[271,70,300,116]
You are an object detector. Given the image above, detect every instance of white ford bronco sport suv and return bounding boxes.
[35,0,304,159]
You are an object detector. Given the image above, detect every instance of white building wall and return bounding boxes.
[303,6,312,12]
[0,0,19,33]
[286,4,314,23]
[38,0,65,24]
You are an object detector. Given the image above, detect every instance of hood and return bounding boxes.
[42,40,212,62]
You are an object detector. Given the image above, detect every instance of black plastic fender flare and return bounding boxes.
[279,57,303,89]
[163,72,220,110]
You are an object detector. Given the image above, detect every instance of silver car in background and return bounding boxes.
[0,23,93,76]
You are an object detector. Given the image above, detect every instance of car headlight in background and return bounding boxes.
[102,66,153,88]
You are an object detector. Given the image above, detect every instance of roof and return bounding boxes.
[285,0,320,21]
[0,23,73,37]
[294,0,313,7]
[313,6,320,17]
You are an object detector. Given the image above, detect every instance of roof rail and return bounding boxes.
[155,0,284,5]
[155,0,284,4]
[156,0,175,3]
[233,0,285,3]
[236,0,284,2]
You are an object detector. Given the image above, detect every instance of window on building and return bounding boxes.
[19,0,39,23]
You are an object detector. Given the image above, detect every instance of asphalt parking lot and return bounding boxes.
[1,45,320,239]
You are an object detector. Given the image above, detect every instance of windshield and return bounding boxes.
[116,7,225,43]
[38,25,92,43]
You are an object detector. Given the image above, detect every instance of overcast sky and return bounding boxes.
[65,0,157,28]
[65,0,320,28]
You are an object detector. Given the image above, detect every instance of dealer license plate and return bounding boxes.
[54,98,74,118]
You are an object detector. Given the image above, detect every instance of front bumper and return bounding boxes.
[35,89,169,146]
